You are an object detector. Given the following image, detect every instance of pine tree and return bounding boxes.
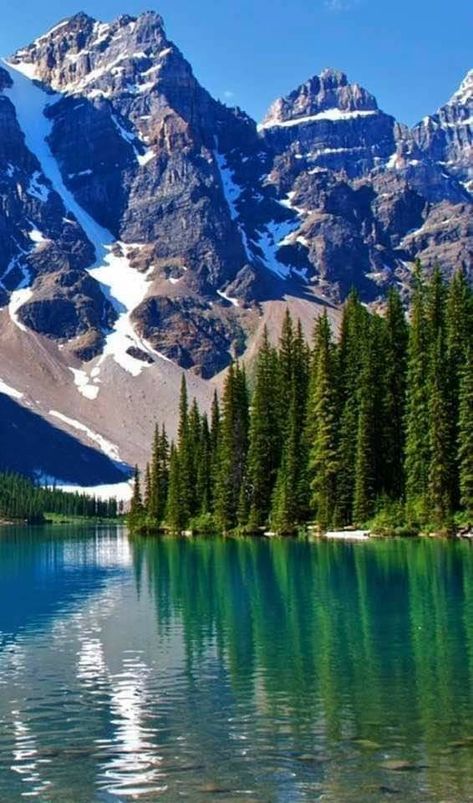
[446,268,472,505]
[196,413,212,516]
[187,398,202,517]
[176,375,192,523]
[353,317,379,524]
[278,309,294,424]
[143,463,151,512]
[148,424,160,520]
[459,351,473,517]
[209,390,220,507]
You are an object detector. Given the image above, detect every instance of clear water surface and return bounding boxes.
[0,526,473,801]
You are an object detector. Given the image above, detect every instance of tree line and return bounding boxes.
[130,265,473,535]
[0,472,120,523]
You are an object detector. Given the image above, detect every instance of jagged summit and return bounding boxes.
[10,10,171,95]
[260,68,379,129]
[0,9,470,477]
[412,68,473,193]
[448,68,473,106]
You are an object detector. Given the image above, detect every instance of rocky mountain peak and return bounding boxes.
[448,69,473,107]
[10,10,172,97]
[260,68,379,129]
[412,68,473,194]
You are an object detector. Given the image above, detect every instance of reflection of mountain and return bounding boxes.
[0,526,128,639]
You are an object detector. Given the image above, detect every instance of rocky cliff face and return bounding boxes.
[260,68,473,300]
[0,10,471,379]
[413,70,473,194]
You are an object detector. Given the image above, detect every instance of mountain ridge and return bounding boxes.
[0,10,470,487]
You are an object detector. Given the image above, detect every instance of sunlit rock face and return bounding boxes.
[413,70,473,194]
[0,13,472,371]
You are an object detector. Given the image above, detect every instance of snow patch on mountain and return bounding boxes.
[214,144,252,262]
[259,109,377,130]
[3,61,162,390]
[0,379,24,400]
[449,69,473,106]
[49,409,122,463]
[110,113,154,167]
[69,368,100,401]
[254,219,298,279]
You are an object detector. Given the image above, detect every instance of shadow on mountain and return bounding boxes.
[0,394,129,484]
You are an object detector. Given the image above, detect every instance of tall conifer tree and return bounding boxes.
[306,311,339,529]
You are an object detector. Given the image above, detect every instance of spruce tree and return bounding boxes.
[176,375,192,523]
[166,444,185,532]
[382,288,408,499]
[306,311,339,530]
[458,351,473,517]
[130,465,144,520]
[336,291,368,524]
[353,316,380,524]
[246,328,281,529]
[148,424,160,521]
[214,363,249,531]
[428,331,454,526]
[143,463,151,512]
[405,263,431,521]
[196,413,212,516]
[446,268,472,505]
[209,390,221,507]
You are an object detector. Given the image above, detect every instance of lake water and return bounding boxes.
[0,527,473,801]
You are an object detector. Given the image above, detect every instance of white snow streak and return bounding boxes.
[49,409,122,463]
[0,379,24,400]
[217,289,239,307]
[3,61,162,393]
[259,109,377,130]
[214,144,252,262]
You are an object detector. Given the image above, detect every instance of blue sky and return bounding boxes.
[0,0,471,125]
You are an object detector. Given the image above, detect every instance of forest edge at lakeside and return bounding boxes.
[129,263,473,540]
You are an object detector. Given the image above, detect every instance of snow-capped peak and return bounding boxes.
[259,68,379,129]
[10,10,171,98]
[448,69,473,107]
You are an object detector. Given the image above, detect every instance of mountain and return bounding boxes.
[0,10,470,487]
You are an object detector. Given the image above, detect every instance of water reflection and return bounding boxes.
[130,535,473,801]
[0,529,472,800]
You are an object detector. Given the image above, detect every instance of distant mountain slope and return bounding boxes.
[0,10,469,478]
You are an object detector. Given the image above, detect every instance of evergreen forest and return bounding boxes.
[0,472,120,523]
[129,265,473,536]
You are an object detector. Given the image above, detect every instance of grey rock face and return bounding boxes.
[131,295,245,378]
[0,66,108,347]
[1,13,472,377]
[260,69,397,179]
[261,66,473,296]
[412,71,473,193]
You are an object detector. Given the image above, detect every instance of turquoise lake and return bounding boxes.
[0,526,473,801]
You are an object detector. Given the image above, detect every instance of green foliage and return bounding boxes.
[132,268,473,537]
[0,472,119,523]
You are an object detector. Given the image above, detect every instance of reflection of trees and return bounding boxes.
[130,535,473,800]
